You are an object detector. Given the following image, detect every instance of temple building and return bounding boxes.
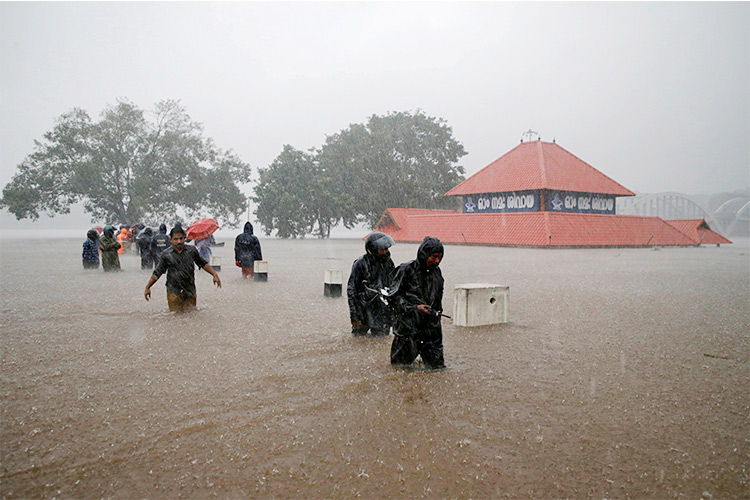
[375,140,731,247]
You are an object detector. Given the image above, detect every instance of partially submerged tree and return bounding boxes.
[253,145,338,238]
[254,110,467,238]
[0,99,252,226]
[318,110,467,228]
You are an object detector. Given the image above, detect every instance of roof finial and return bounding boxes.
[521,129,539,142]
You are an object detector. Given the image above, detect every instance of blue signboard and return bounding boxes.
[545,190,616,214]
[463,190,540,214]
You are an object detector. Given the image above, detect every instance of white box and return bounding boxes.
[253,260,269,282]
[453,284,509,327]
[324,269,343,297]
[324,269,343,285]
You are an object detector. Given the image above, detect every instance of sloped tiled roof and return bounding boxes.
[445,141,635,197]
[664,219,732,245]
[376,209,714,247]
[375,208,458,230]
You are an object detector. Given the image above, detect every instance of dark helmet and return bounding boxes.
[144,227,153,236]
[87,229,98,240]
[365,232,394,255]
[159,223,167,233]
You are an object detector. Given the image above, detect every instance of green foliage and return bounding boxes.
[319,110,467,228]
[0,99,252,226]
[255,110,467,237]
[253,145,337,238]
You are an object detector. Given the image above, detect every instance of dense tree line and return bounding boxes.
[0,99,252,226]
[1,103,466,238]
[254,111,467,238]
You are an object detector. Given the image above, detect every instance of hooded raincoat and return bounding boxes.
[389,236,445,368]
[82,229,100,269]
[99,226,121,272]
[151,224,170,258]
[136,227,154,269]
[234,222,262,274]
[347,232,396,336]
[117,228,129,254]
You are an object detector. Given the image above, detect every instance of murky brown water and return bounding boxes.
[1,236,748,499]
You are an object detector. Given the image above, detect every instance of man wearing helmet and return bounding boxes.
[347,232,396,336]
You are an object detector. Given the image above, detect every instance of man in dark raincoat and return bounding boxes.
[144,226,222,312]
[151,223,170,258]
[234,222,263,278]
[389,236,446,369]
[82,229,100,269]
[136,227,155,270]
[99,225,121,272]
[347,232,396,336]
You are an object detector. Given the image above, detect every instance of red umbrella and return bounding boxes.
[93,226,104,235]
[186,218,219,241]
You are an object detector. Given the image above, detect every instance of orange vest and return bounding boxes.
[117,230,128,254]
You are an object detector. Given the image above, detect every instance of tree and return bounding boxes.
[253,111,467,238]
[318,110,467,228]
[254,145,319,238]
[0,99,252,226]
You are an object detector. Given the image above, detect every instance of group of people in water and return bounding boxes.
[83,224,445,369]
[82,221,263,305]
[82,223,172,272]
[347,233,447,369]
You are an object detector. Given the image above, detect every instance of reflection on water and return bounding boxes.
[1,237,748,498]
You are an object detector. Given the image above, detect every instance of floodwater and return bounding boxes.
[1,236,748,499]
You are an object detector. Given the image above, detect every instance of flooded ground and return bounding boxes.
[1,236,748,499]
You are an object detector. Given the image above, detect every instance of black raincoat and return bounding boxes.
[234,222,263,268]
[151,224,170,258]
[389,236,445,368]
[347,233,396,336]
[136,227,154,270]
[82,229,100,269]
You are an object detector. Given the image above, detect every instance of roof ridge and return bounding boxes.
[444,142,526,196]
[553,142,635,196]
[537,141,548,186]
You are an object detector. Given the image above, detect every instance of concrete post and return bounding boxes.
[253,260,268,282]
[210,256,221,272]
[324,269,343,297]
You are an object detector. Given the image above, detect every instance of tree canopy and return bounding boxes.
[254,110,467,237]
[254,146,318,238]
[0,99,252,226]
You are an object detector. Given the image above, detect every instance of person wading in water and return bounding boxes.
[144,226,221,312]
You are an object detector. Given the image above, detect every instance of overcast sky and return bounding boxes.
[1,1,748,230]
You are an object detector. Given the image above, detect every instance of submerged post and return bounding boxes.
[210,256,221,272]
[324,269,343,297]
[453,284,509,327]
[253,260,268,282]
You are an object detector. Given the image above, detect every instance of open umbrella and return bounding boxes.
[186,218,219,241]
[93,226,104,235]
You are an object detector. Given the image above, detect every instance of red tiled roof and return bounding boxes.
[665,219,732,245]
[375,208,458,230]
[445,141,635,197]
[376,210,712,247]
